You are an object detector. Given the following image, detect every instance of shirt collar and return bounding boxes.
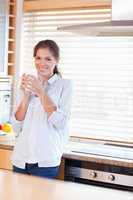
[47,74,60,85]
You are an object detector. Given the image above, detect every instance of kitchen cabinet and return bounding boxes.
[0,146,65,178]
[0,135,65,177]
[0,148,12,170]
[0,142,65,178]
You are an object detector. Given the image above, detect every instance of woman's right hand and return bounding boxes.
[15,74,32,121]
[20,73,31,97]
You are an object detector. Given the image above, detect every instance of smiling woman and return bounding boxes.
[11,39,73,178]
[20,6,133,145]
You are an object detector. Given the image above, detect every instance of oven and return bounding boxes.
[64,158,133,191]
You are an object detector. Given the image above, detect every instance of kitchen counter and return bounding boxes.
[0,134,15,150]
[0,169,132,200]
[0,135,133,168]
[63,142,133,168]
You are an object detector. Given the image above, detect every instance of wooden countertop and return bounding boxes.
[0,135,133,168]
[0,169,132,200]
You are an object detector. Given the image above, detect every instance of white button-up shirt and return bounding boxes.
[11,74,72,169]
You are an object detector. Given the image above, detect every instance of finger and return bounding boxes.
[24,86,32,92]
[22,73,26,79]
[20,83,26,91]
[21,81,27,88]
[21,75,27,83]
[20,83,26,90]
[22,73,25,77]
[20,85,24,90]
[25,82,33,90]
[27,75,36,80]
[27,80,33,87]
[21,78,26,83]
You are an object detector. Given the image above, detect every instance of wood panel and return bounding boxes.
[57,158,65,180]
[8,0,16,76]
[0,149,12,170]
[24,0,111,12]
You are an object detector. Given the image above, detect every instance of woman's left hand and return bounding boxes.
[25,75,45,97]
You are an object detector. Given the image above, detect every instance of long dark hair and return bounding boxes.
[33,39,61,76]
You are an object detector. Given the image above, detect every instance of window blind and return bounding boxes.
[21,7,133,142]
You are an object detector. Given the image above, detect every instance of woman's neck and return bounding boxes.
[37,73,54,84]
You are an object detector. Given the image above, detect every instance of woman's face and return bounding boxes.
[35,47,58,80]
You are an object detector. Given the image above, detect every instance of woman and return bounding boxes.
[11,39,72,178]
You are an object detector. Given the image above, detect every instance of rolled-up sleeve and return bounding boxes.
[11,113,24,137]
[48,80,73,130]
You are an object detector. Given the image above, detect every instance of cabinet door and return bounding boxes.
[0,149,12,170]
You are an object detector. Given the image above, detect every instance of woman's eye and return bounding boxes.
[35,57,52,61]
[36,57,41,60]
[47,58,51,61]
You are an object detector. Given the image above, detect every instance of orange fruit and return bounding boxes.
[2,123,12,133]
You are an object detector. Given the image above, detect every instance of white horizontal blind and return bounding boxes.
[22,8,133,142]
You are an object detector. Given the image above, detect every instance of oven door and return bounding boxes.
[64,159,133,191]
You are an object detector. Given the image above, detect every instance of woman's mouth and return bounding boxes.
[39,66,49,70]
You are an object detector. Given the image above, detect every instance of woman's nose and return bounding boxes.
[39,59,46,67]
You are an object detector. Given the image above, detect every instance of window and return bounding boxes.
[21,7,133,143]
